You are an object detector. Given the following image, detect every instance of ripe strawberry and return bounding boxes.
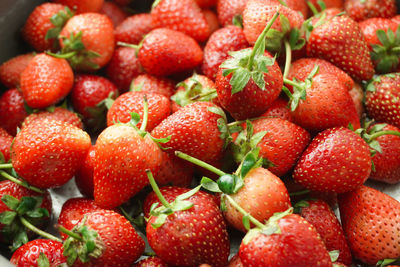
[145,186,230,266]
[151,0,210,42]
[131,74,176,98]
[228,254,243,267]
[23,3,72,52]
[344,0,397,22]
[194,0,217,8]
[203,9,220,34]
[393,15,400,25]
[133,256,172,267]
[12,119,91,188]
[349,83,364,118]
[155,152,194,188]
[293,127,371,193]
[0,89,28,136]
[0,53,34,88]
[338,186,400,265]
[307,0,343,12]
[239,213,332,266]
[296,199,352,265]
[54,0,104,13]
[0,128,12,162]
[107,91,171,131]
[99,1,128,27]
[22,107,83,129]
[59,13,115,70]
[138,28,203,77]
[62,209,145,266]
[306,14,375,82]
[260,97,293,122]
[151,102,225,165]
[20,53,74,109]
[365,73,400,128]
[217,0,248,26]
[281,0,308,19]
[202,25,249,80]
[10,239,66,267]
[114,14,154,44]
[75,146,95,197]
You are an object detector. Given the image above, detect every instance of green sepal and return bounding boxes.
[38,252,51,267]
[129,112,141,127]
[242,214,251,230]
[232,15,243,28]
[376,258,399,267]
[208,106,235,148]
[2,195,20,211]
[11,230,28,251]
[217,174,244,195]
[371,26,400,73]
[200,177,222,193]
[329,250,340,262]
[151,0,162,10]
[45,6,74,51]
[0,211,17,225]
[0,152,5,164]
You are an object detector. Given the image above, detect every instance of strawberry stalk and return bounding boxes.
[140,95,149,132]
[0,163,13,169]
[368,130,400,140]
[175,151,226,177]
[289,189,310,196]
[223,194,265,229]
[19,217,62,242]
[0,171,45,194]
[283,39,292,79]
[58,225,84,241]
[146,170,172,209]
[307,1,319,16]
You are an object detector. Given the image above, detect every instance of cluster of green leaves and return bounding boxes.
[371,26,400,73]
[45,7,74,43]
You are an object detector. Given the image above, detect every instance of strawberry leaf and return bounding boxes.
[377,258,398,267]
[329,250,340,262]
[38,252,50,267]
[230,67,251,94]
[1,195,20,210]
[175,185,201,201]
[151,214,168,228]
[232,15,243,28]
[217,174,243,194]
[0,211,17,225]
[242,214,251,230]
[12,230,28,251]
[200,177,222,193]
[172,200,194,212]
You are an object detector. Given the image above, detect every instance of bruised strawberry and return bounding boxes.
[99,1,128,27]
[131,74,176,98]
[54,0,104,13]
[0,54,34,89]
[217,0,248,26]
[0,128,12,162]
[114,14,154,44]
[0,89,28,136]
[344,0,397,22]
[22,107,83,129]
[75,146,95,197]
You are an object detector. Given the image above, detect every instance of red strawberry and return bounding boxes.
[0,128,12,162]
[155,152,194,187]
[107,91,171,131]
[260,97,293,122]
[365,73,400,128]
[133,256,172,267]
[114,14,154,44]
[113,0,131,6]
[151,101,225,165]
[297,199,352,265]
[22,3,72,52]
[75,146,95,197]
[10,239,66,267]
[338,186,400,265]
[194,0,217,8]
[344,0,397,22]
[151,0,210,42]
[228,254,243,267]
[393,15,400,25]
[217,0,248,26]
[0,53,34,88]
[131,74,176,98]
[203,9,220,34]
[307,0,343,14]
[293,127,371,193]
[0,89,28,136]
[20,53,74,109]
[349,83,364,118]
[145,186,230,267]
[99,1,128,27]
[59,13,115,70]
[138,28,203,77]
[202,25,249,80]
[22,107,83,129]
[306,14,374,82]
[282,0,308,19]
[54,0,104,13]
[106,47,143,92]
[239,213,332,266]
[12,119,91,188]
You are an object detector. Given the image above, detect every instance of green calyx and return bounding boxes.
[371,26,400,74]
[293,199,310,214]
[0,170,45,194]
[207,106,239,149]
[38,252,50,267]
[366,73,399,92]
[329,250,340,263]
[86,91,118,132]
[376,258,400,267]
[303,7,328,41]
[45,7,74,50]
[220,12,279,94]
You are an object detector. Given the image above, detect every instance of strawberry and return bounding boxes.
[239,212,332,266]
[365,73,400,128]
[359,18,400,73]
[75,146,95,197]
[260,97,293,122]
[114,14,154,44]
[344,0,397,22]
[99,1,128,27]
[0,128,12,162]
[22,3,72,52]
[131,74,176,98]
[203,9,220,34]
[151,101,225,165]
[217,0,248,26]
[61,209,145,266]
[202,25,249,80]
[22,107,83,130]
[145,184,230,267]
[107,91,171,131]
[228,254,243,267]
[113,0,131,6]
[59,13,115,71]
[138,28,203,77]
[293,127,371,193]
[306,14,375,82]
[307,0,343,14]
[296,199,352,265]
[11,119,91,188]
[151,0,210,42]
[349,83,364,118]
[280,0,308,19]
[20,53,74,109]
[338,186,400,265]
[133,256,172,267]
[0,53,34,88]
[10,239,66,267]
[54,0,104,13]
[0,89,28,136]
[194,0,217,8]
[393,15,400,25]
[155,152,194,188]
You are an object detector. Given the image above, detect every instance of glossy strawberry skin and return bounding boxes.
[338,186,400,265]
[20,54,74,109]
[293,127,371,193]
[54,0,104,13]
[22,107,83,130]
[217,0,248,26]
[10,239,66,267]
[146,187,230,267]
[75,146,95,197]
[133,256,172,267]
[155,152,193,187]
[107,91,171,132]
[131,74,176,98]
[0,89,28,136]
[299,199,352,265]
[114,14,154,44]
[0,128,12,162]
[0,54,34,88]
[94,124,163,208]
[306,15,374,82]
[359,18,398,50]
[11,119,91,189]
[99,1,127,27]
[261,97,293,122]
[239,214,332,267]
[138,28,203,77]
[344,0,397,22]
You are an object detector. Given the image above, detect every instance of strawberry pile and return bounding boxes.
[0,0,399,266]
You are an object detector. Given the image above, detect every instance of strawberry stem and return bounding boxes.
[140,95,149,132]
[289,189,310,196]
[117,41,139,50]
[0,163,12,169]
[146,170,172,209]
[0,171,45,194]
[19,217,62,242]
[175,151,226,177]
[369,130,400,140]
[224,194,265,229]
[307,1,319,16]
[283,39,292,79]
[283,78,303,90]
[58,225,83,241]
